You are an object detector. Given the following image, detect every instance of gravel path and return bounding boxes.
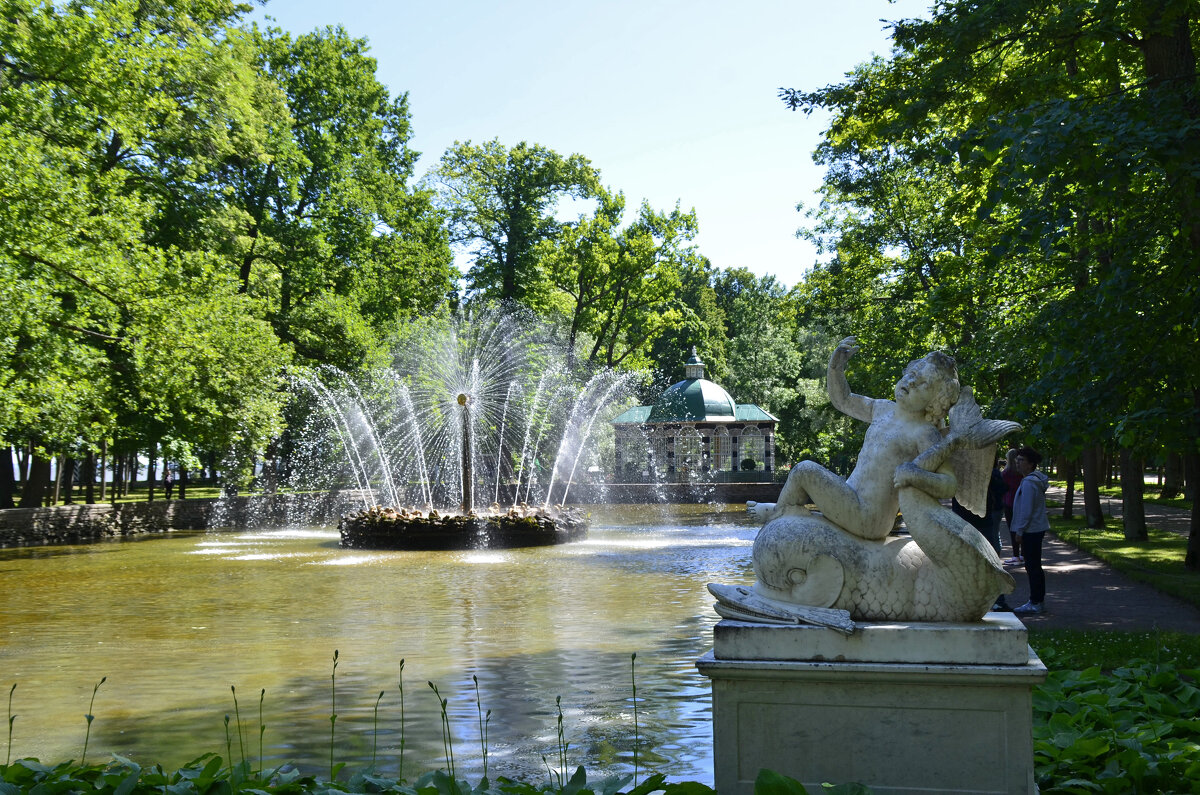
[1002,488,1200,633]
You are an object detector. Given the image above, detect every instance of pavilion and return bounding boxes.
[610,348,778,482]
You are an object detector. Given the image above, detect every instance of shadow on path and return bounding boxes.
[1004,493,1200,632]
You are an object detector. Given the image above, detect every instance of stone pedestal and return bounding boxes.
[696,612,1046,795]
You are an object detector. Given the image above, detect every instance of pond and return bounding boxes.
[0,503,757,784]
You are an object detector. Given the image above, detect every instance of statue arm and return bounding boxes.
[894,461,957,499]
[895,425,959,498]
[827,336,875,423]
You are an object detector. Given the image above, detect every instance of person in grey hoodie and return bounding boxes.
[1011,446,1050,615]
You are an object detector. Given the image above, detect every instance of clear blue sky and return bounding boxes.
[250,1,930,288]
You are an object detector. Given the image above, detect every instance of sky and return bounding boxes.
[249,0,931,288]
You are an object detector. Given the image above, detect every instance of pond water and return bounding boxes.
[0,504,757,784]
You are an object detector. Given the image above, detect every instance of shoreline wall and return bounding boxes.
[0,482,781,549]
[0,491,359,548]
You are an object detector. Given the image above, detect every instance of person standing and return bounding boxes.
[951,463,1011,611]
[1001,448,1023,564]
[1011,447,1050,615]
[163,467,175,501]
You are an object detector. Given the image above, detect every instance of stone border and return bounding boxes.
[0,491,362,549]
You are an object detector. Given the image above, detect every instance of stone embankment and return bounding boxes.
[0,482,783,549]
[0,491,358,548]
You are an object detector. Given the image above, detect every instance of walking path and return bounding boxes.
[1003,487,1200,633]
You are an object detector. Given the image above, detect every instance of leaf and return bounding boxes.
[754,769,810,795]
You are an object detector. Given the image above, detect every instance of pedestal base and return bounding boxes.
[697,613,1046,795]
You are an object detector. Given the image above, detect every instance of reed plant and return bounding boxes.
[398,659,407,783]
[5,683,14,767]
[259,688,267,774]
[231,685,247,767]
[473,674,490,781]
[329,649,340,781]
[81,676,104,765]
[428,681,456,780]
[630,653,639,786]
[372,690,385,768]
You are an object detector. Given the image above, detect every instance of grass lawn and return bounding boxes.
[1028,626,1200,669]
[1049,479,1192,512]
[57,484,226,504]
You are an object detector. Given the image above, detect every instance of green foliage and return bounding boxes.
[227,24,454,370]
[541,186,700,369]
[0,4,455,486]
[431,139,600,310]
[1031,661,1200,794]
[783,0,1200,472]
[1030,629,1200,671]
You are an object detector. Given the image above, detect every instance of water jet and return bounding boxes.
[282,308,632,549]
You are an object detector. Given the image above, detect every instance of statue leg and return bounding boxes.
[798,465,894,541]
[750,461,831,521]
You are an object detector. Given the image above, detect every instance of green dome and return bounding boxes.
[647,378,738,422]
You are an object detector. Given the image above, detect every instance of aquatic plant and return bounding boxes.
[81,677,104,765]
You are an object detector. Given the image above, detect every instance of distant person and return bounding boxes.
[163,467,174,501]
[1001,448,1023,564]
[951,463,1010,611]
[1011,447,1050,615]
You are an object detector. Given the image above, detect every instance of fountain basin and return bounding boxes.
[338,505,588,550]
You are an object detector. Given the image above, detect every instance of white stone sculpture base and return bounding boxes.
[696,612,1047,795]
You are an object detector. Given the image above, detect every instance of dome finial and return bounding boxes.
[684,347,705,378]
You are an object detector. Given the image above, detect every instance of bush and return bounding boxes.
[740,458,757,471]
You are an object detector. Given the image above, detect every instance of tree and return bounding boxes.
[213,25,454,370]
[782,0,1200,558]
[430,139,601,308]
[539,188,700,369]
[645,257,730,393]
[0,1,297,492]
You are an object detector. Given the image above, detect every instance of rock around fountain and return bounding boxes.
[701,337,1046,795]
[286,308,630,550]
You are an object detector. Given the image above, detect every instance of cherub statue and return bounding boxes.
[714,337,1020,626]
[749,337,961,540]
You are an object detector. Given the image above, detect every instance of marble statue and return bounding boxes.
[713,337,1018,626]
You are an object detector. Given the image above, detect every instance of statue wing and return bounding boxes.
[947,387,1022,516]
[950,447,992,516]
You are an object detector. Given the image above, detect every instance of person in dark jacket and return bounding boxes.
[1011,447,1050,615]
[1001,448,1023,563]
[951,464,1011,611]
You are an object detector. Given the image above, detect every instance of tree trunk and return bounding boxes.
[1081,444,1105,528]
[20,450,50,508]
[62,456,76,505]
[1186,452,1197,503]
[1104,448,1115,488]
[114,453,124,500]
[1062,458,1077,519]
[147,441,157,503]
[99,439,107,501]
[1186,388,1200,570]
[0,445,14,509]
[178,467,188,500]
[1163,451,1184,498]
[83,449,96,504]
[1186,448,1200,570]
[17,443,29,486]
[1119,448,1148,541]
[51,454,64,506]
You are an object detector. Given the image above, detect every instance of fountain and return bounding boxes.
[283,307,633,549]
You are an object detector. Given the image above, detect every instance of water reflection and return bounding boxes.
[0,504,756,784]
